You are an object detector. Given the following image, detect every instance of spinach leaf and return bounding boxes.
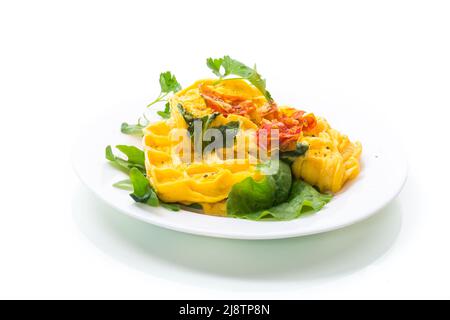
[280,142,309,163]
[226,176,276,215]
[207,121,240,148]
[227,160,292,215]
[270,161,292,205]
[229,180,332,221]
[177,103,237,148]
[129,168,159,206]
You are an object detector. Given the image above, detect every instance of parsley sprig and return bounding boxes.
[121,71,181,136]
[147,71,182,108]
[206,56,273,101]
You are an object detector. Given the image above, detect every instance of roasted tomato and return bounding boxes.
[257,109,317,151]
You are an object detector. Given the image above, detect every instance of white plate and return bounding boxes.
[72,95,407,240]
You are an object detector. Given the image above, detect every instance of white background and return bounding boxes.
[1,0,449,299]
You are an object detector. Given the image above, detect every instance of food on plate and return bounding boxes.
[106,56,362,220]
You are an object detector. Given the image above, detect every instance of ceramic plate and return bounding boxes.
[72,94,407,239]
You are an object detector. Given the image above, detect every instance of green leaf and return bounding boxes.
[116,145,145,167]
[203,112,220,129]
[229,180,332,221]
[161,202,181,211]
[121,122,145,136]
[207,121,240,148]
[113,179,133,191]
[265,160,292,205]
[177,103,195,123]
[206,57,224,77]
[186,203,203,210]
[105,145,115,162]
[206,55,272,101]
[129,168,159,206]
[226,176,276,215]
[177,103,220,136]
[105,145,145,173]
[157,102,171,119]
[280,142,309,164]
[159,71,181,94]
[147,71,182,108]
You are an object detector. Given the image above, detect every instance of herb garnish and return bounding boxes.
[206,55,272,101]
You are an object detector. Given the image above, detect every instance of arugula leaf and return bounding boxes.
[229,180,332,221]
[157,102,171,119]
[107,145,182,212]
[206,55,272,101]
[129,168,159,206]
[226,176,276,215]
[105,145,146,173]
[113,179,133,191]
[116,145,145,166]
[147,71,182,108]
[128,168,180,210]
[280,142,309,163]
[121,122,145,136]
